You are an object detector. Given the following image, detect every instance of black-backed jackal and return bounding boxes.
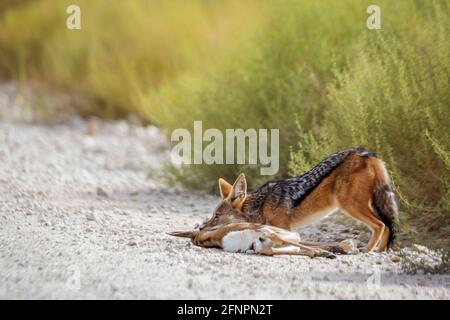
[198,147,399,253]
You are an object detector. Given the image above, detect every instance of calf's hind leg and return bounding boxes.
[257,245,335,258]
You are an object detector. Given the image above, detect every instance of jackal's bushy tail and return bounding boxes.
[371,159,400,249]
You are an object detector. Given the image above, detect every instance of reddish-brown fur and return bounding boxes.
[168,222,339,258]
[200,152,398,253]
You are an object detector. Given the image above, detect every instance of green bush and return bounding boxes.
[0,0,262,116]
[289,0,449,248]
[145,0,368,191]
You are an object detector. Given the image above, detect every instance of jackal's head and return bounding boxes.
[198,173,248,230]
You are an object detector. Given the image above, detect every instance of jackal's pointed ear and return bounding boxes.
[231,173,247,200]
[218,178,232,199]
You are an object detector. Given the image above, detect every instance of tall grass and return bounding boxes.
[0,0,263,116]
[144,0,369,191]
[289,0,450,248]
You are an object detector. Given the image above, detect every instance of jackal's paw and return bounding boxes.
[359,247,372,254]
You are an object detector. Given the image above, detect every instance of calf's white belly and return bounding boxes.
[221,230,260,252]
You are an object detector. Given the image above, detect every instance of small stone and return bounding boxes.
[412,244,429,254]
[86,211,96,221]
[390,255,401,263]
[338,239,359,254]
[127,241,137,246]
[418,280,427,287]
[96,187,108,197]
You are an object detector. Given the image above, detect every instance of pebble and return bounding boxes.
[86,211,96,221]
[96,187,108,197]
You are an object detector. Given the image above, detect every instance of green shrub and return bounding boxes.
[144,0,369,191]
[0,0,262,116]
[289,0,449,248]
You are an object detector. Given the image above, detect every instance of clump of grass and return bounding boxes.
[399,247,450,275]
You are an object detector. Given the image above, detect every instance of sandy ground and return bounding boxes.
[0,86,449,299]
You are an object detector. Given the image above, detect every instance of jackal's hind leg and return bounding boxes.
[378,227,390,252]
[340,205,385,253]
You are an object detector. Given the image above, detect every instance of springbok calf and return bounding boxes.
[169,222,357,258]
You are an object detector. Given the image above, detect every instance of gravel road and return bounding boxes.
[0,87,449,299]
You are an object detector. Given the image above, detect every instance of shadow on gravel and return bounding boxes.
[303,271,450,288]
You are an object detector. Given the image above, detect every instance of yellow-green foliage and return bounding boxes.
[145,0,369,191]
[289,0,450,248]
[0,0,263,116]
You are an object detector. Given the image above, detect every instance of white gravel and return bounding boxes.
[0,89,449,299]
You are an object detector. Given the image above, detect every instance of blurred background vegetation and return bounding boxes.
[0,0,448,248]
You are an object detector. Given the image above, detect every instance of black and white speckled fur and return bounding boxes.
[246,147,376,216]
